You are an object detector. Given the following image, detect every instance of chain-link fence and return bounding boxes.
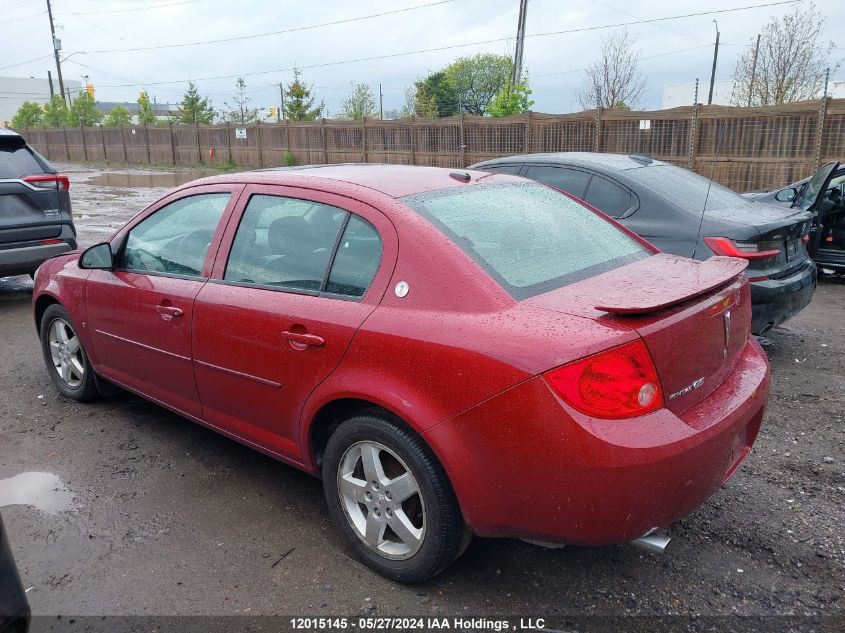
[17,98,844,192]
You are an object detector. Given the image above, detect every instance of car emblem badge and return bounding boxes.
[395,281,410,298]
[723,309,732,358]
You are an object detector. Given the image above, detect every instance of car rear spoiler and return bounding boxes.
[594,254,747,315]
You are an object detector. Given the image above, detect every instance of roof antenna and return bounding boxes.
[692,84,735,259]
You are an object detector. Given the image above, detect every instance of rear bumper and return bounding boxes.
[425,338,770,545]
[749,260,816,334]
[0,241,75,277]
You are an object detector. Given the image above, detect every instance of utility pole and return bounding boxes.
[707,19,720,105]
[694,78,699,105]
[47,70,54,98]
[823,66,830,99]
[379,83,383,119]
[46,0,66,104]
[747,33,761,107]
[278,82,286,121]
[511,0,529,87]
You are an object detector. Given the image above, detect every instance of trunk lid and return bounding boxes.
[525,253,751,415]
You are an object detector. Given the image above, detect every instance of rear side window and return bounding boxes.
[326,215,382,297]
[525,165,590,198]
[583,175,632,218]
[0,145,44,179]
[403,182,648,299]
[225,195,345,291]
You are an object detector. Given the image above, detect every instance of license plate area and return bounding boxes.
[785,238,798,260]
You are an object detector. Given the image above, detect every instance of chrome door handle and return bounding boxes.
[282,330,325,348]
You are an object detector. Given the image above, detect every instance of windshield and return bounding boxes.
[795,163,837,211]
[402,182,649,299]
[626,164,749,211]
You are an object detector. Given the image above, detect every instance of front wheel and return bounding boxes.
[322,414,466,582]
[40,304,99,402]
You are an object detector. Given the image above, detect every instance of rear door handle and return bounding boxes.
[282,330,325,348]
[155,304,184,321]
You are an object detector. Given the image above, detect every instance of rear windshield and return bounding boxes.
[0,143,44,179]
[402,182,649,299]
[628,164,748,211]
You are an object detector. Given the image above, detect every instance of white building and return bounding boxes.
[663,79,845,109]
[0,76,83,126]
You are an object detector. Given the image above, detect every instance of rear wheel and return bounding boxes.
[40,304,98,402]
[322,414,466,582]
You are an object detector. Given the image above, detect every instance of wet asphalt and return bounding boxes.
[0,164,843,621]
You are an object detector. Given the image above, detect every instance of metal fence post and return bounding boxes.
[410,115,416,165]
[169,123,176,166]
[62,126,69,161]
[459,113,465,167]
[80,125,88,162]
[120,125,127,163]
[524,111,531,153]
[361,117,367,163]
[593,107,602,153]
[814,96,830,170]
[226,122,232,164]
[320,118,327,164]
[100,126,107,163]
[688,103,700,170]
[42,125,51,160]
[195,122,202,164]
[256,121,263,168]
[144,125,151,164]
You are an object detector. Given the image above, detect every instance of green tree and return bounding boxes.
[486,79,534,117]
[175,81,215,124]
[67,92,103,127]
[11,101,43,128]
[444,54,512,115]
[337,83,377,120]
[43,95,70,127]
[221,77,260,124]
[137,91,158,125]
[413,71,458,117]
[103,105,132,127]
[283,68,323,121]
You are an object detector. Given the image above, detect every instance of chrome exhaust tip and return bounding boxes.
[631,534,671,554]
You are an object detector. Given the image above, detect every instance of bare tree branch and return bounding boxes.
[731,2,838,106]
[578,28,646,110]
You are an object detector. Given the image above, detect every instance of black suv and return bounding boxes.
[0,128,76,278]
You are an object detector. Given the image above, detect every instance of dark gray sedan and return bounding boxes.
[471,152,816,335]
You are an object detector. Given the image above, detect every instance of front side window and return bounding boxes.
[122,193,230,277]
[403,182,649,299]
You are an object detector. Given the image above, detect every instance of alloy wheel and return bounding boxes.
[337,440,426,560]
[48,318,84,389]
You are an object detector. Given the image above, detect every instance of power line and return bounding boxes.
[90,1,802,90]
[58,0,202,16]
[0,10,46,25]
[0,54,54,72]
[534,44,714,78]
[71,0,458,54]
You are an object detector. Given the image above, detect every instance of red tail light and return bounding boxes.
[23,174,70,191]
[802,235,810,245]
[703,236,779,261]
[543,339,664,419]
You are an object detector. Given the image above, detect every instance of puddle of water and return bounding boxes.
[86,169,221,188]
[0,472,74,515]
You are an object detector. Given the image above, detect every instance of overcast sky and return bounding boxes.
[2,0,844,115]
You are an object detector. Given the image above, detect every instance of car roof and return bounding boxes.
[186,164,516,199]
[0,128,21,138]
[476,152,669,171]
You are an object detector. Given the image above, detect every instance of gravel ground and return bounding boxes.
[0,163,843,627]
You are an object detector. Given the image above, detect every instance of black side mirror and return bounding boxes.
[79,242,114,270]
[775,187,798,202]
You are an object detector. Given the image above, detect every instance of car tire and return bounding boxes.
[40,304,99,402]
[322,413,466,583]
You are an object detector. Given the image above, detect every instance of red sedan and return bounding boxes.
[32,165,770,582]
